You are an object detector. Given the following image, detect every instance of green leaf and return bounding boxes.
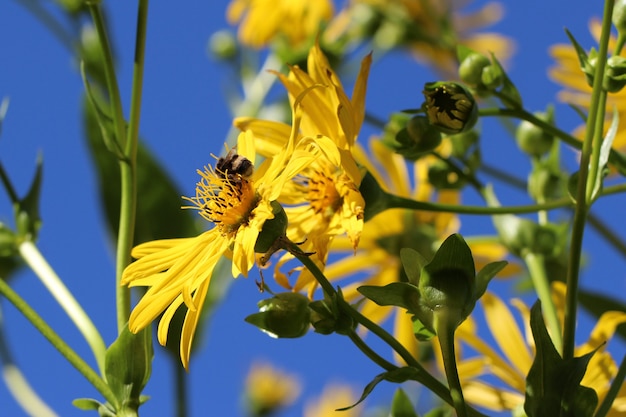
[16,155,43,240]
[358,282,421,313]
[422,234,475,285]
[590,106,618,201]
[490,53,522,109]
[337,367,421,411]
[524,301,598,417]
[390,388,419,417]
[104,325,153,412]
[399,248,428,285]
[565,29,590,70]
[474,261,508,299]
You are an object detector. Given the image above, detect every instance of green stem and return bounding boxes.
[436,318,468,417]
[173,359,188,417]
[18,240,106,374]
[0,305,59,417]
[87,3,132,333]
[479,107,626,173]
[563,0,614,360]
[112,0,149,334]
[346,331,397,371]
[523,252,562,353]
[0,278,117,407]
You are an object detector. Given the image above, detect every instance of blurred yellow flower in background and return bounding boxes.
[328,0,513,77]
[453,282,626,414]
[244,361,301,416]
[304,383,360,417]
[550,18,626,154]
[227,0,334,48]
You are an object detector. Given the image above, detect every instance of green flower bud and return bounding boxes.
[423,82,478,135]
[459,52,491,86]
[427,160,466,190]
[208,30,238,61]
[255,201,288,254]
[480,64,503,90]
[383,115,442,160]
[613,0,626,34]
[528,166,565,201]
[308,298,355,336]
[604,55,626,93]
[245,293,311,338]
[515,108,555,156]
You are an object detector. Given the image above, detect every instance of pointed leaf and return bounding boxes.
[358,282,421,313]
[524,301,598,417]
[422,234,475,283]
[474,261,508,299]
[390,388,419,417]
[490,53,522,109]
[565,29,590,70]
[590,106,618,200]
[16,155,43,239]
[336,367,420,411]
[399,247,428,285]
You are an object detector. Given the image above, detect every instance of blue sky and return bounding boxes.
[1,1,624,416]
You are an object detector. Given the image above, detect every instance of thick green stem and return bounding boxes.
[436,316,468,417]
[523,252,562,353]
[18,241,107,374]
[0,278,117,407]
[563,0,614,360]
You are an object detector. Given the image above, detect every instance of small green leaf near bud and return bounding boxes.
[246,293,311,338]
[604,55,626,92]
[422,82,478,135]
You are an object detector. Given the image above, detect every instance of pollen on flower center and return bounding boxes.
[186,166,259,235]
[308,170,342,217]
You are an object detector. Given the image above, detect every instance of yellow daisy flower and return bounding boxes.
[454,282,626,414]
[550,18,626,152]
[121,126,333,369]
[329,0,513,77]
[226,0,334,48]
[234,43,372,260]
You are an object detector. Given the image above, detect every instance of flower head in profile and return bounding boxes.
[453,283,626,414]
[121,126,324,369]
[328,0,513,77]
[550,18,626,153]
[227,0,334,48]
[234,43,371,266]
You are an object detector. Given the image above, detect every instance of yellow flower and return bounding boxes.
[550,18,626,153]
[234,43,371,261]
[244,361,301,416]
[226,0,334,48]
[454,282,626,414]
[304,383,360,417]
[329,0,513,77]
[121,126,328,369]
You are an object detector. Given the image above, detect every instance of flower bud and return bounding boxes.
[515,108,555,156]
[604,55,626,93]
[383,116,442,160]
[423,82,478,135]
[459,52,491,86]
[254,201,288,254]
[208,30,238,61]
[245,293,311,338]
[427,160,466,190]
[613,0,626,34]
[308,298,355,336]
[528,166,565,201]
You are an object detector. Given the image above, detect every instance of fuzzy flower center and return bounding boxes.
[186,166,259,236]
[307,169,342,217]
